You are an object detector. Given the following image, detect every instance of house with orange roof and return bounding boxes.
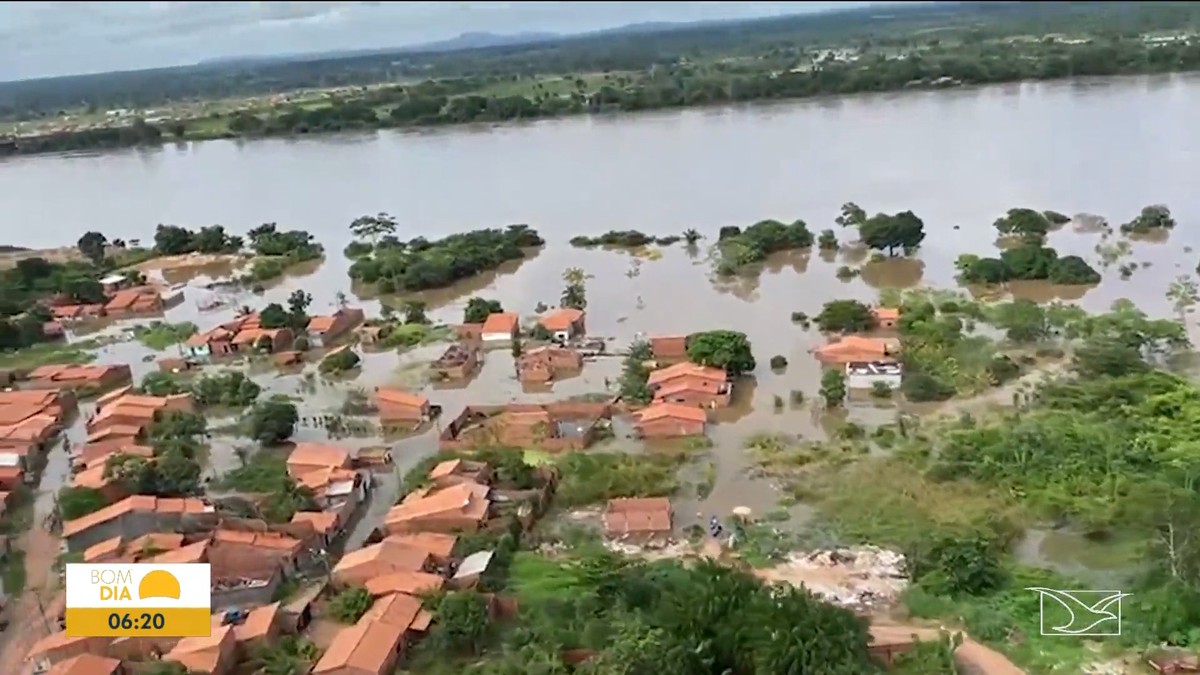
[163,624,236,675]
[331,539,434,587]
[26,632,112,668]
[538,307,586,342]
[229,602,281,651]
[374,388,432,428]
[381,481,492,536]
[813,336,899,365]
[385,531,459,565]
[88,392,195,436]
[603,497,673,541]
[646,361,732,408]
[294,466,368,509]
[26,364,132,392]
[230,326,294,354]
[632,402,707,439]
[47,653,122,675]
[314,592,429,675]
[439,401,612,452]
[104,286,163,316]
[517,345,583,384]
[128,532,187,557]
[649,335,689,361]
[286,443,351,478]
[74,442,153,473]
[428,459,491,489]
[82,536,125,564]
[307,307,365,348]
[291,510,344,545]
[184,323,241,360]
[479,312,519,343]
[871,306,901,329]
[147,539,210,565]
[364,570,445,598]
[62,495,216,553]
[72,462,130,503]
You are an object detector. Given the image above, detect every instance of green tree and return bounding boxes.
[561,267,587,310]
[685,330,756,375]
[76,231,108,264]
[426,591,492,655]
[249,636,320,675]
[287,290,312,329]
[817,229,839,251]
[908,535,1006,597]
[464,297,503,324]
[192,371,261,407]
[815,300,875,333]
[682,228,702,245]
[349,212,398,242]
[246,399,299,445]
[993,207,1052,242]
[329,587,373,623]
[403,300,429,325]
[988,300,1049,342]
[259,303,290,329]
[57,487,108,520]
[1121,204,1176,234]
[320,348,361,373]
[139,371,186,397]
[820,369,846,407]
[835,202,866,228]
[859,211,925,256]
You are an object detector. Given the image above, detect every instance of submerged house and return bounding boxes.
[537,308,586,342]
[646,362,732,408]
[439,402,612,452]
[430,344,480,380]
[307,307,365,348]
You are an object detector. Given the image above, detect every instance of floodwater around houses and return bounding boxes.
[3,73,1200,582]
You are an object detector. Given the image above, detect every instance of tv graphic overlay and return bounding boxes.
[65,563,212,637]
[1027,587,1131,637]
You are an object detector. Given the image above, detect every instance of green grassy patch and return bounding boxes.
[132,321,198,350]
[0,341,98,369]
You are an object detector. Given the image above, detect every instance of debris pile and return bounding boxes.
[756,545,908,611]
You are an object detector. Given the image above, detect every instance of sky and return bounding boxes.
[0,1,903,81]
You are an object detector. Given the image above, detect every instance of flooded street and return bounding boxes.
[2,73,1200,585]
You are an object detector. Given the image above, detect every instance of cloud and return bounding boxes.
[0,1,887,81]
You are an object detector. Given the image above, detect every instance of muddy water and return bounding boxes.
[2,74,1199,577]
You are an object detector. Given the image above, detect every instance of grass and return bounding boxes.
[132,321,198,350]
[0,341,98,369]
[378,323,452,351]
[507,551,593,603]
[2,549,27,595]
[556,451,687,507]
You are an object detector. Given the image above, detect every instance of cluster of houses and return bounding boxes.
[45,275,185,336]
[182,307,365,363]
[812,307,904,391]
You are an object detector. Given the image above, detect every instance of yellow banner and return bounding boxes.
[65,607,212,637]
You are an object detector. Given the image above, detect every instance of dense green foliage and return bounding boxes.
[152,224,243,255]
[618,339,653,404]
[858,210,926,256]
[219,453,317,522]
[570,231,678,248]
[1120,204,1176,234]
[409,551,876,673]
[956,244,1101,285]
[244,399,299,445]
[10,4,1200,155]
[463,297,503,324]
[714,219,812,275]
[191,371,261,408]
[348,225,542,292]
[57,487,108,521]
[242,223,324,281]
[685,330,756,375]
[319,348,361,374]
[993,207,1056,242]
[820,369,847,407]
[329,587,373,623]
[816,299,875,333]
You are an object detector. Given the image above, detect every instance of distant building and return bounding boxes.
[845,361,902,390]
[632,402,707,439]
[537,308,586,342]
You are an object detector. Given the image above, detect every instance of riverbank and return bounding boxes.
[5,32,1200,158]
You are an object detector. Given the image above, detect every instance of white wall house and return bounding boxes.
[845,361,902,390]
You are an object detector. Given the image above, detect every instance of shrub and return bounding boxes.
[769,355,788,370]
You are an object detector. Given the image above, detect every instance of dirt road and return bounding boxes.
[870,623,1024,675]
[0,526,63,675]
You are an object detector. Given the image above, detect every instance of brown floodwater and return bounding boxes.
[4,73,1200,570]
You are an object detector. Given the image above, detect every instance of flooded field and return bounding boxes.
[2,73,1200,599]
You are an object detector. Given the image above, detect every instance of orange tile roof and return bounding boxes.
[307,315,337,333]
[538,307,585,331]
[286,443,350,474]
[480,312,519,334]
[72,463,116,490]
[27,632,111,661]
[48,653,121,675]
[213,529,301,552]
[233,602,280,642]
[646,361,727,387]
[313,621,402,675]
[375,388,428,408]
[148,539,209,564]
[361,591,423,629]
[634,402,707,424]
[95,385,134,408]
[364,571,445,598]
[83,536,124,563]
[128,532,186,554]
[291,510,339,534]
[428,459,462,480]
[165,624,232,674]
[814,336,895,364]
[63,496,210,537]
[385,481,490,528]
[384,530,458,557]
[333,540,431,581]
[652,377,724,399]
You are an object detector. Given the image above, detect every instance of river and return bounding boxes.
[2,73,1198,579]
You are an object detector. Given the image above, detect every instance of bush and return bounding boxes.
[245,399,298,445]
[349,225,542,292]
[686,330,756,375]
[790,311,808,324]
[816,299,875,333]
[870,381,893,398]
[817,229,839,251]
[769,355,788,370]
[320,348,361,373]
[901,372,955,402]
[329,587,373,623]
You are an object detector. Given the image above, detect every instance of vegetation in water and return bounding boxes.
[132,321,198,350]
[348,224,543,293]
[1120,204,1176,235]
[816,299,876,333]
[714,219,813,275]
[685,329,756,375]
[244,398,299,445]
